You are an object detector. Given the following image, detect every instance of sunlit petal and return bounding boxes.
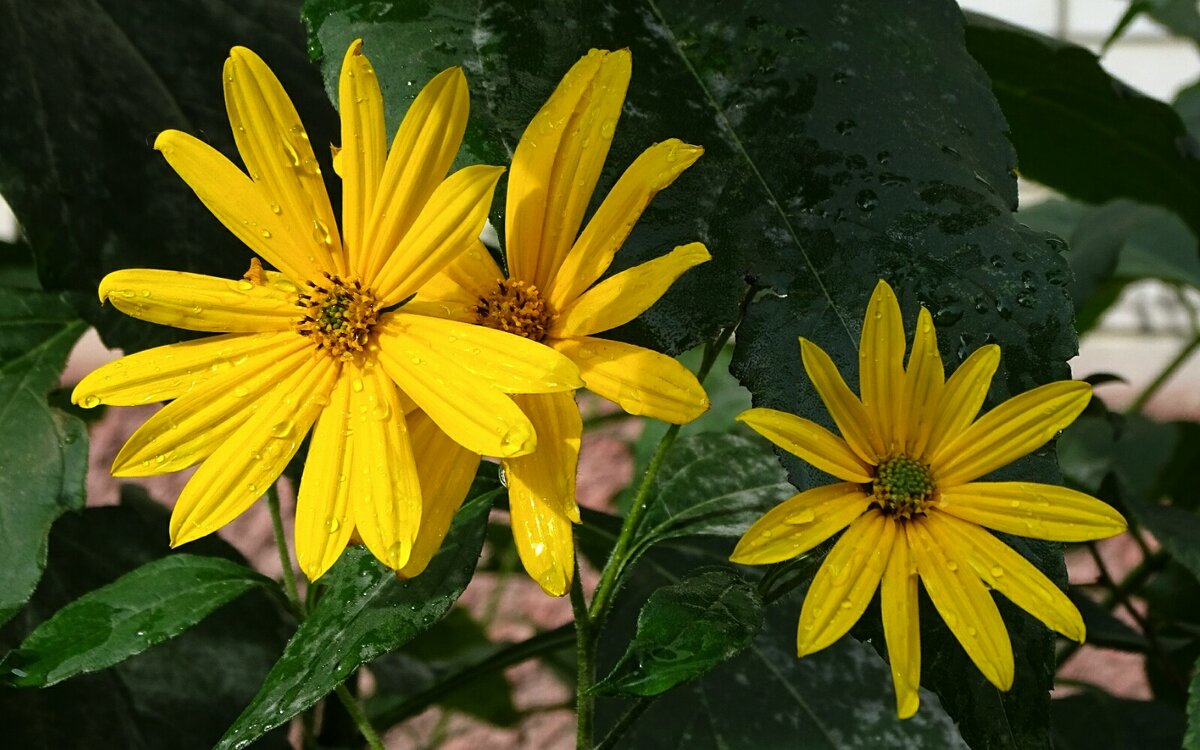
[555,336,708,424]
[338,39,387,268]
[547,139,704,310]
[99,270,298,333]
[907,519,1014,690]
[729,484,871,565]
[937,482,1127,542]
[295,374,356,580]
[921,344,999,461]
[880,529,921,719]
[224,46,342,274]
[551,243,710,338]
[507,49,630,289]
[800,338,883,464]
[737,408,873,483]
[859,280,906,452]
[928,512,1084,641]
[169,355,338,546]
[902,307,944,458]
[932,381,1091,486]
[796,510,895,656]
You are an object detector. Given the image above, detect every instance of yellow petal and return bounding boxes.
[399,410,481,579]
[72,332,287,407]
[169,354,338,546]
[927,512,1084,641]
[550,242,710,338]
[359,67,470,281]
[907,519,1014,691]
[554,336,708,424]
[800,338,884,464]
[111,339,310,477]
[797,510,895,656]
[507,49,631,289]
[295,374,356,580]
[880,529,921,719]
[902,307,944,458]
[347,366,422,571]
[736,408,873,483]
[921,344,1000,461]
[503,392,583,596]
[937,482,1127,542]
[932,381,1092,486]
[224,47,343,274]
[375,318,536,457]
[99,269,298,333]
[505,391,582,573]
[418,240,505,313]
[372,165,505,305]
[547,139,704,310]
[338,39,387,268]
[385,312,581,394]
[154,131,319,282]
[859,280,906,453]
[729,483,871,565]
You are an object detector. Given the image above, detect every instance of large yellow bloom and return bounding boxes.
[71,41,580,580]
[730,279,1126,718]
[411,49,711,595]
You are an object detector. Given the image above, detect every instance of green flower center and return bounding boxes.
[296,273,379,360]
[873,455,935,519]
[475,278,553,342]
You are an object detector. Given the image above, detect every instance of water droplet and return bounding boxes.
[855,189,878,211]
[312,219,332,247]
[271,420,295,438]
[784,509,815,525]
[990,565,1004,578]
[82,395,100,408]
[386,541,407,564]
[835,119,856,135]
[282,139,300,166]
[325,517,341,533]
[233,385,250,398]
[236,279,255,291]
[600,119,616,139]
[351,378,364,393]
[269,203,282,215]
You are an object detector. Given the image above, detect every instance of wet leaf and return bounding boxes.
[965,13,1200,239]
[0,288,87,625]
[2,554,270,687]
[0,0,339,352]
[215,488,498,750]
[594,568,762,697]
[0,498,291,750]
[629,432,794,553]
[1054,692,1185,750]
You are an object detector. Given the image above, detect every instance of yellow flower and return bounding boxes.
[411,49,712,595]
[71,41,581,580]
[730,279,1126,718]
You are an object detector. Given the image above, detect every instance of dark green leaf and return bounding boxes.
[1144,0,1200,46]
[0,499,291,750]
[0,288,87,624]
[0,0,339,352]
[3,554,269,687]
[1053,692,1185,750]
[1068,590,1148,653]
[594,568,762,697]
[1187,653,1200,749]
[216,488,498,750]
[965,13,1200,239]
[1177,81,1200,139]
[1127,501,1200,583]
[630,433,795,553]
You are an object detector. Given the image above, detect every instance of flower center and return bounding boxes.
[475,278,553,342]
[872,455,935,520]
[296,273,379,360]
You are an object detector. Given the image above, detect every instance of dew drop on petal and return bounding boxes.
[325,517,340,533]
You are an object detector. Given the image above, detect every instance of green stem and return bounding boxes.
[266,484,302,615]
[334,684,386,750]
[571,564,594,749]
[267,482,384,750]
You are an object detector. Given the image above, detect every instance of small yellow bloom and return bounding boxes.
[410,49,712,595]
[730,279,1126,718]
[71,41,581,580]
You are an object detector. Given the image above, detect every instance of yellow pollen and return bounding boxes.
[871,455,935,520]
[475,278,553,342]
[296,273,379,361]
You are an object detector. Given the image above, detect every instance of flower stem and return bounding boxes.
[267,481,384,750]
[334,684,386,750]
[573,286,755,748]
[266,483,302,615]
